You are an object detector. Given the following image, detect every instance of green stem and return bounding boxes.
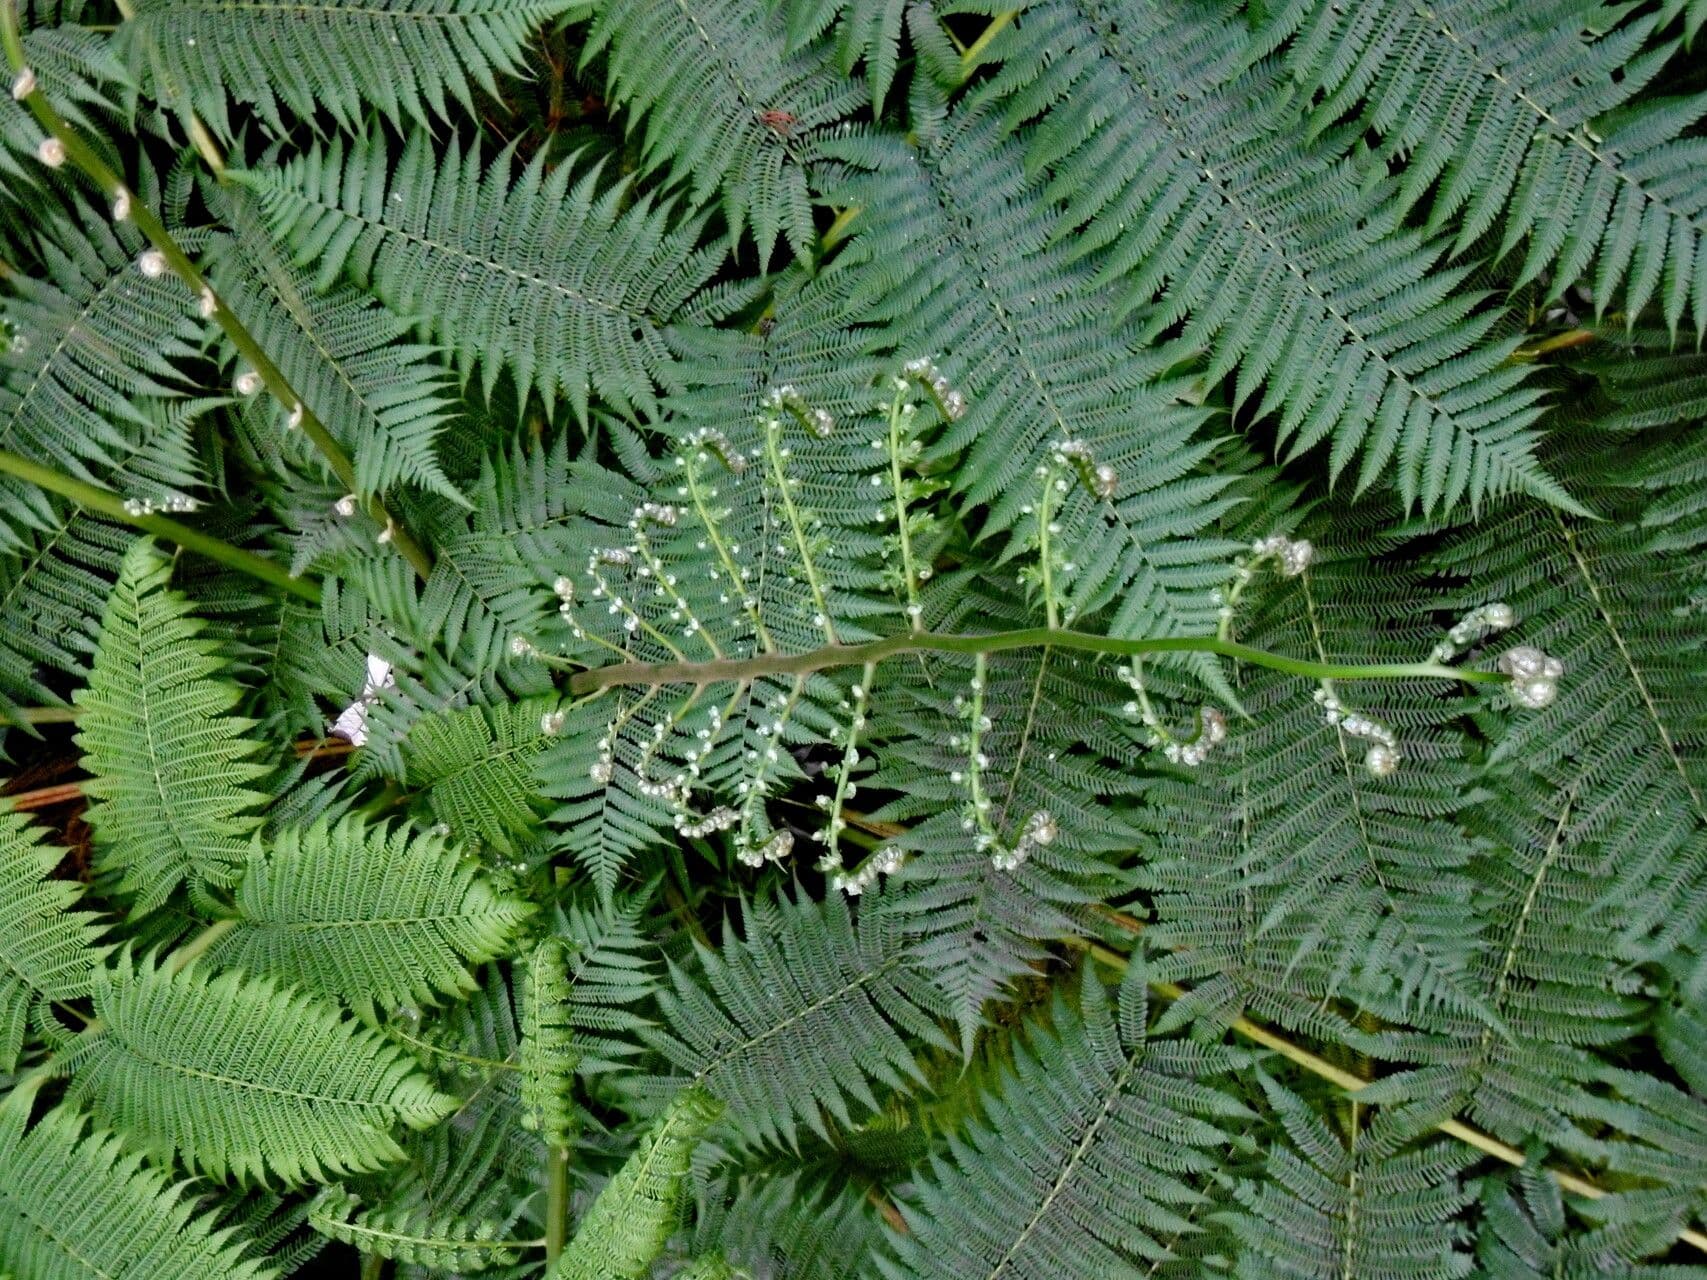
[0,448,318,602]
[959,9,1018,74]
[544,1145,570,1264]
[360,1252,386,1280]
[0,2,431,580]
[14,706,77,725]
[569,627,1507,694]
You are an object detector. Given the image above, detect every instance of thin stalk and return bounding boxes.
[544,1145,570,1264]
[15,706,76,725]
[959,9,1018,73]
[0,3,431,580]
[0,448,318,601]
[569,628,1508,694]
[360,1253,386,1280]
[1062,937,1707,1257]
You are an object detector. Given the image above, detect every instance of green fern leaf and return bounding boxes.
[403,696,560,854]
[119,0,586,138]
[74,540,270,910]
[550,1087,722,1280]
[643,890,953,1145]
[878,961,1252,1278]
[585,0,864,264]
[520,937,580,1146]
[0,1097,273,1280]
[308,1184,528,1271]
[984,0,1578,516]
[0,808,107,1071]
[0,201,204,553]
[210,816,535,1009]
[65,952,458,1184]
[240,130,726,419]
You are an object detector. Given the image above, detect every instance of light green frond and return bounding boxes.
[0,1098,274,1280]
[119,0,586,138]
[66,952,458,1184]
[521,937,580,1146]
[403,695,560,853]
[550,1087,722,1280]
[0,807,106,1070]
[74,540,270,910]
[240,130,726,419]
[878,962,1252,1279]
[642,890,954,1146]
[551,890,662,1076]
[308,1184,530,1271]
[211,816,534,1008]
[585,0,865,264]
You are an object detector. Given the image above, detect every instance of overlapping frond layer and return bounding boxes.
[822,105,1241,639]
[550,1087,722,1280]
[986,0,1574,516]
[67,953,458,1184]
[0,1099,273,1280]
[1263,0,1707,340]
[0,202,202,551]
[585,0,864,263]
[205,208,464,504]
[74,541,270,910]
[0,504,127,713]
[553,892,661,1076]
[0,27,126,193]
[403,696,560,853]
[241,130,724,419]
[1135,549,1501,1040]
[643,891,952,1145]
[120,0,585,137]
[0,808,105,1070]
[213,816,533,1008]
[309,1184,528,1271]
[1220,1075,1476,1280]
[879,964,1250,1278]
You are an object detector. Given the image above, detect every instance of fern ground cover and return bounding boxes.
[1,0,1705,1276]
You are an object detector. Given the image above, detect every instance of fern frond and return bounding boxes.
[74,540,270,910]
[877,961,1251,1278]
[119,0,585,138]
[552,890,662,1076]
[308,1184,531,1271]
[0,27,127,196]
[521,937,580,1146]
[984,0,1576,515]
[0,807,106,1070]
[1218,1074,1476,1280]
[205,202,465,505]
[550,1087,722,1280]
[0,199,203,552]
[241,130,726,419]
[211,816,534,1009]
[0,1097,273,1280]
[1263,0,1707,342]
[642,889,953,1146]
[66,952,458,1184]
[585,0,865,263]
[403,695,560,853]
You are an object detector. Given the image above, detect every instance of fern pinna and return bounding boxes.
[1,0,1706,1276]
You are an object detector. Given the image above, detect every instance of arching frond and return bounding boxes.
[0,199,203,552]
[0,1098,273,1280]
[0,807,106,1070]
[74,540,270,910]
[402,696,561,853]
[642,890,954,1146]
[585,0,865,263]
[309,1184,530,1272]
[211,816,534,1008]
[66,953,458,1184]
[551,1087,722,1280]
[119,0,585,138]
[1262,0,1707,342]
[521,937,580,1146]
[240,130,727,420]
[984,0,1576,516]
[877,962,1250,1279]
